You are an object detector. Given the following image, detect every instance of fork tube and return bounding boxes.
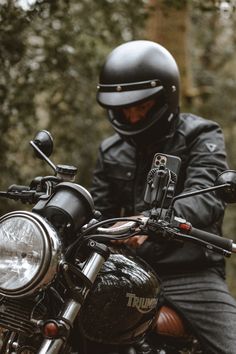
[37,251,106,354]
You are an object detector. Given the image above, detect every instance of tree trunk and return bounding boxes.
[145,1,197,106]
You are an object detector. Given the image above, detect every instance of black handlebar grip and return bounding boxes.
[190,227,233,252]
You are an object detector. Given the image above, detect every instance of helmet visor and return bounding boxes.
[97,80,163,108]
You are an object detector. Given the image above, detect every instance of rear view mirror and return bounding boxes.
[32,130,53,158]
[214,170,236,203]
[30,130,57,173]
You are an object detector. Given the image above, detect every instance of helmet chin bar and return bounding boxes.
[108,103,173,146]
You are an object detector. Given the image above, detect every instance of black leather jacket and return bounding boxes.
[90,113,228,275]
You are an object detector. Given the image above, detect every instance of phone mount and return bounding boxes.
[144,153,181,209]
[144,166,177,208]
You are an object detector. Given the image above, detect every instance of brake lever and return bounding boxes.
[0,191,10,198]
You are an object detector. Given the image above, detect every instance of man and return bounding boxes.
[90,40,236,353]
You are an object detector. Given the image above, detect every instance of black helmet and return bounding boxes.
[78,249,161,345]
[97,40,180,146]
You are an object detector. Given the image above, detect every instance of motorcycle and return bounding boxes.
[0,130,236,354]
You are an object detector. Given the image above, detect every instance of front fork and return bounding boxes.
[38,242,109,354]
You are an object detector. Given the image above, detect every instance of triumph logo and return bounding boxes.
[126,292,158,314]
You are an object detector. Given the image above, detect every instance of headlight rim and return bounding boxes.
[0,210,62,297]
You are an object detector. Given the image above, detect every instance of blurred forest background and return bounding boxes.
[1,0,236,293]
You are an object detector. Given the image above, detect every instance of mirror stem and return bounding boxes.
[30,141,57,173]
[164,183,231,222]
[169,183,231,209]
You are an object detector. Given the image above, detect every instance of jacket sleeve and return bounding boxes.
[173,119,228,232]
[90,147,121,219]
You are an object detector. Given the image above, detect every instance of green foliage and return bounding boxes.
[161,0,236,10]
[163,0,187,9]
[191,0,236,11]
[188,2,236,166]
[0,0,148,214]
[185,1,236,295]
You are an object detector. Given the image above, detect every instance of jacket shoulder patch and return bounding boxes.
[205,143,217,152]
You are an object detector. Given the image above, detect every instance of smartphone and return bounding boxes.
[152,153,181,174]
[144,153,182,208]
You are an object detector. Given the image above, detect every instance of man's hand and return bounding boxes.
[111,235,148,248]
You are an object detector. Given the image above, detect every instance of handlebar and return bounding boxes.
[0,177,62,204]
[91,215,236,256]
[189,226,233,253]
[0,184,44,203]
[1,181,236,256]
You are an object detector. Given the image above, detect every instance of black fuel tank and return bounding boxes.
[78,247,161,345]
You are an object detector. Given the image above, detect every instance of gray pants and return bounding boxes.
[160,269,236,354]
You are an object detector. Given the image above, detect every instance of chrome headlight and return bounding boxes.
[0,211,62,297]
